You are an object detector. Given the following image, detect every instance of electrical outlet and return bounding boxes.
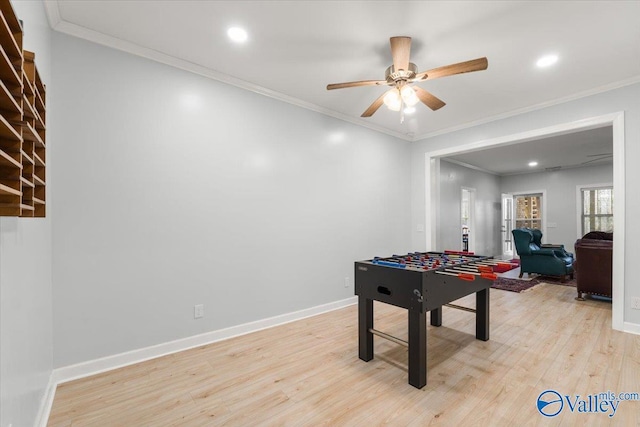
[632,297,640,310]
[194,304,204,319]
[344,277,350,288]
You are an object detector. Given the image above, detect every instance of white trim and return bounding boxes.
[426,157,440,250]
[35,376,57,427]
[611,113,625,331]
[424,112,627,331]
[501,193,515,258]
[46,20,411,142]
[414,76,640,141]
[43,0,62,28]
[51,296,356,385]
[574,182,613,239]
[460,187,476,253]
[44,2,640,144]
[623,321,640,336]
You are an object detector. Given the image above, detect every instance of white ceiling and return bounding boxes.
[46,1,640,141]
[444,126,613,175]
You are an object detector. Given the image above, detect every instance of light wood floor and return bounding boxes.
[48,283,640,426]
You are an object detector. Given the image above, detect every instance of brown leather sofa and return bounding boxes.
[574,231,613,301]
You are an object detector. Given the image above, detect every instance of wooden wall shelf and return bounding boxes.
[0,0,46,217]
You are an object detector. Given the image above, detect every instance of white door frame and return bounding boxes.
[460,187,476,252]
[424,112,625,331]
[501,193,514,257]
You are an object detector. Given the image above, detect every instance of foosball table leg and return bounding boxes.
[476,288,489,341]
[430,307,442,327]
[358,296,373,361]
[408,308,426,388]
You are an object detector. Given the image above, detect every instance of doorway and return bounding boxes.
[461,187,475,252]
[424,112,625,331]
[501,193,513,257]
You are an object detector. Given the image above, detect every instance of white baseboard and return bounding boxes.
[50,296,357,387]
[623,321,640,336]
[39,296,356,425]
[35,375,57,427]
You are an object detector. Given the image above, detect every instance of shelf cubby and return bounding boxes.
[1,0,46,217]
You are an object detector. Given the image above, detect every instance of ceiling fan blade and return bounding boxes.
[413,86,446,111]
[326,80,388,90]
[361,91,388,117]
[415,57,488,81]
[390,36,411,71]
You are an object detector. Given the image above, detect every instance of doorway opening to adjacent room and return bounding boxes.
[460,187,475,252]
[423,112,625,331]
[501,193,513,258]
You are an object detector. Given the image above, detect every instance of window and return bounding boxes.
[581,187,613,234]
[515,194,542,229]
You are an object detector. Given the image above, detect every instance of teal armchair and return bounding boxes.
[512,228,574,281]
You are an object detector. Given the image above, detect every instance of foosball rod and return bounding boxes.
[450,265,493,273]
[445,268,497,280]
[434,271,476,281]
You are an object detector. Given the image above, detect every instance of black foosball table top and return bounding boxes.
[360,251,491,273]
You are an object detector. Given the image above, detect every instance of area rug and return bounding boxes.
[491,275,576,293]
[491,277,539,293]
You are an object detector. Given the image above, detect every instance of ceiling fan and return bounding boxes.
[326,36,488,120]
[581,153,613,166]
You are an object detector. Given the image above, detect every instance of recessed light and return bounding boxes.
[528,161,538,167]
[227,27,248,43]
[536,54,558,68]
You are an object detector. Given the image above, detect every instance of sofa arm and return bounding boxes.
[541,244,564,249]
[531,249,559,257]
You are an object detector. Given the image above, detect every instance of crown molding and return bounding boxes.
[44,9,411,142]
[43,0,61,28]
[42,1,640,144]
[414,75,640,142]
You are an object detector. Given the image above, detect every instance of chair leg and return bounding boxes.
[570,273,574,280]
[575,291,585,301]
[519,271,523,278]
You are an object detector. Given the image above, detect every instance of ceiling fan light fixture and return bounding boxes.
[400,85,419,107]
[383,89,402,111]
[404,106,416,114]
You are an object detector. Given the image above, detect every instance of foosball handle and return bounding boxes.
[458,273,475,281]
[481,272,498,280]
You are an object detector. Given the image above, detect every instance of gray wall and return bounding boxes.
[50,34,411,368]
[501,163,613,252]
[0,2,53,427]
[411,82,640,325]
[438,161,501,256]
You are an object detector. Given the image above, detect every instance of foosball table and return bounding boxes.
[355,251,505,389]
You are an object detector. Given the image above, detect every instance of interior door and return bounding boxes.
[501,193,514,257]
